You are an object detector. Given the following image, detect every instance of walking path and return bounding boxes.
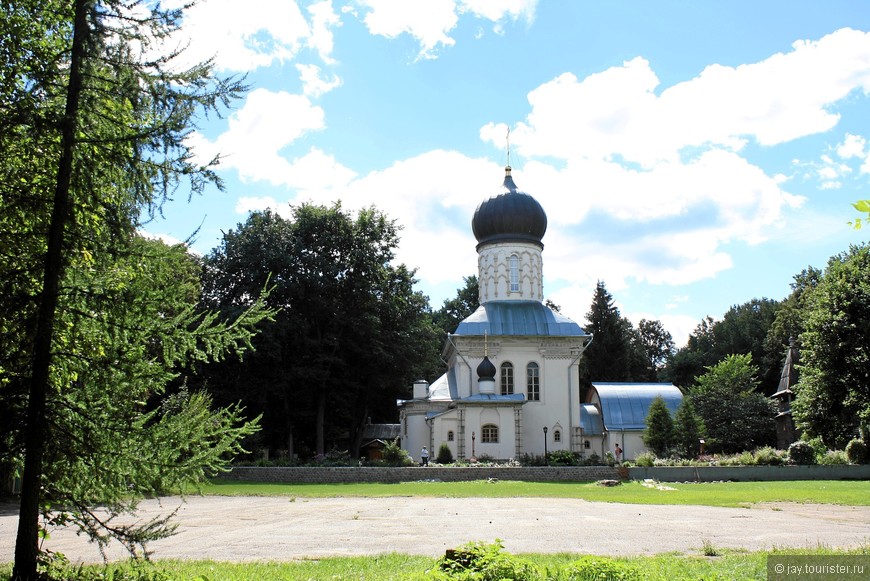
[2,496,869,563]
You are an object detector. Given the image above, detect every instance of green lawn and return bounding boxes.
[4,547,868,580]
[201,478,870,507]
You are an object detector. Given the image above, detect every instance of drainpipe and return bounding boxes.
[568,335,593,453]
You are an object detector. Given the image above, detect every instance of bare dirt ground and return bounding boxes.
[2,496,870,563]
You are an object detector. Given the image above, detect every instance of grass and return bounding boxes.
[200,478,870,507]
[3,547,868,580]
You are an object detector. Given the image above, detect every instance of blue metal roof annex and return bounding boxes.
[454,301,590,337]
[591,383,683,431]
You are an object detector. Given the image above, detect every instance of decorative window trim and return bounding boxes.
[481,423,499,443]
[526,362,540,401]
[509,254,520,292]
[447,430,454,442]
[500,362,514,395]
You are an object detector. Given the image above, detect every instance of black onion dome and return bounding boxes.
[472,167,547,250]
[477,355,496,381]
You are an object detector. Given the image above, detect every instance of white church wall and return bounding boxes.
[401,409,430,465]
[462,406,517,460]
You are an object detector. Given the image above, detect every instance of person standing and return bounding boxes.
[421,446,429,466]
[614,443,622,462]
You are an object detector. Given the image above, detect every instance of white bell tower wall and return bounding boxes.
[478,242,543,304]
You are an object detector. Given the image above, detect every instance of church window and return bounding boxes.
[481,424,498,443]
[500,362,514,395]
[553,429,561,442]
[584,440,591,449]
[526,362,540,401]
[447,431,454,442]
[509,255,520,292]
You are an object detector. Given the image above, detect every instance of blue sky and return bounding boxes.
[150,0,870,347]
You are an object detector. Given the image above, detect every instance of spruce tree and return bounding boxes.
[643,396,675,457]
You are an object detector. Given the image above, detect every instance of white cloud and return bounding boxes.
[837,133,867,159]
[189,89,329,185]
[307,1,342,63]
[165,0,312,72]
[488,29,870,167]
[297,63,343,97]
[235,196,282,215]
[358,0,458,59]
[356,0,537,58]
[460,0,537,25]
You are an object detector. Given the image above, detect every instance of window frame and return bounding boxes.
[526,362,540,401]
[509,254,520,292]
[481,423,499,443]
[500,362,514,395]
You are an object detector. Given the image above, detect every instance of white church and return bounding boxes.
[397,167,682,462]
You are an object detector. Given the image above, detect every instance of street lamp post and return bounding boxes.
[471,431,476,461]
[543,426,548,465]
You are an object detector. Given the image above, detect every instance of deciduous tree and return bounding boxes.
[792,244,870,447]
[689,354,775,454]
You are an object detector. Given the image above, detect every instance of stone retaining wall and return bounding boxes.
[222,465,622,484]
[627,464,870,482]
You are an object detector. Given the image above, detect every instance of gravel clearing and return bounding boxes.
[2,496,869,563]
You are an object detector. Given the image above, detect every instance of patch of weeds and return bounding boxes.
[701,538,720,557]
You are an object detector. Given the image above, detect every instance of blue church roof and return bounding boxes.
[591,383,683,431]
[579,404,604,435]
[454,301,589,337]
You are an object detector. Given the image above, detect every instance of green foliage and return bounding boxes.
[200,206,439,459]
[846,439,869,464]
[548,450,581,466]
[672,398,705,458]
[788,441,816,465]
[1,0,269,575]
[643,396,674,456]
[583,281,648,383]
[436,443,455,464]
[381,438,415,467]
[818,450,849,465]
[518,453,548,466]
[849,199,870,229]
[666,299,782,391]
[560,556,642,580]
[751,446,786,466]
[633,451,656,467]
[792,244,870,448]
[689,354,775,453]
[635,319,676,379]
[435,540,542,580]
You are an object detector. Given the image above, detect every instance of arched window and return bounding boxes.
[526,362,540,401]
[553,429,561,443]
[500,362,514,395]
[509,254,520,292]
[481,424,499,443]
[447,431,454,442]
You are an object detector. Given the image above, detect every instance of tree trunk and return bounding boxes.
[13,2,89,579]
[316,390,326,456]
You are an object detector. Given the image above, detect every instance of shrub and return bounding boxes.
[633,451,655,467]
[846,439,869,464]
[818,450,849,465]
[561,556,641,581]
[436,443,454,464]
[519,453,547,466]
[436,540,541,580]
[805,436,829,462]
[752,446,785,466]
[788,441,816,465]
[548,450,580,466]
[382,438,414,467]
